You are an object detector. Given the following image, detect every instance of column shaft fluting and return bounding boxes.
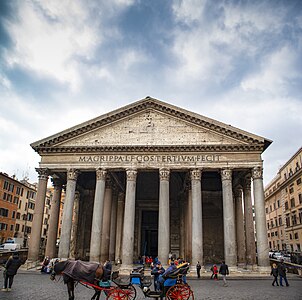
[100,177,113,262]
[115,193,125,263]
[45,179,62,258]
[58,169,79,259]
[28,168,49,261]
[235,189,246,264]
[158,168,170,265]
[121,169,137,268]
[243,176,256,266]
[109,190,118,262]
[186,185,192,263]
[253,167,270,267]
[90,169,106,262]
[70,191,80,259]
[221,169,237,267]
[191,169,203,266]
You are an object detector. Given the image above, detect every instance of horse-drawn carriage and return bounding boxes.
[51,260,194,300]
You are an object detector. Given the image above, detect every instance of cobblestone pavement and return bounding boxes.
[0,270,301,300]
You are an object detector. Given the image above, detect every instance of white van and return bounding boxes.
[0,243,21,251]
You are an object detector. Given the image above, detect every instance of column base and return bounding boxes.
[119,264,135,275]
[246,264,258,271]
[23,259,40,270]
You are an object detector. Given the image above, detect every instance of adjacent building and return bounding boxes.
[265,147,302,253]
[0,172,53,250]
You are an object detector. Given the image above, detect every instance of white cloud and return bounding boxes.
[172,0,207,24]
[4,0,100,91]
[241,46,301,96]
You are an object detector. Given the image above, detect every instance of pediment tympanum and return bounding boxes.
[31,97,271,153]
[57,109,243,147]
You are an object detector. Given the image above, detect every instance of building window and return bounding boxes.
[275,231,278,236]
[15,223,20,231]
[0,208,9,217]
[299,194,302,204]
[12,211,15,219]
[292,213,297,226]
[299,210,302,224]
[285,201,289,210]
[272,232,274,237]
[277,199,280,208]
[18,200,22,209]
[286,215,290,227]
[274,203,276,210]
[271,220,274,227]
[294,232,298,239]
[267,222,270,229]
[291,198,295,208]
[16,212,20,219]
[275,218,278,227]
[289,187,294,194]
[265,207,268,213]
[10,224,14,231]
[270,205,272,212]
[290,233,292,239]
[297,178,301,185]
[268,233,270,237]
[279,216,282,226]
[0,223,8,230]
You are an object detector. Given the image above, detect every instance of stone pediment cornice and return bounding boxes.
[36,144,264,154]
[31,97,271,152]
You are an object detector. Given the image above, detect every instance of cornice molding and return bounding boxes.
[35,144,264,154]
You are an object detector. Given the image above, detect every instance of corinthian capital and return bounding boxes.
[51,178,62,190]
[126,169,137,181]
[96,168,107,181]
[35,168,49,180]
[221,169,232,181]
[190,169,202,181]
[159,168,170,181]
[67,169,80,181]
[252,167,263,180]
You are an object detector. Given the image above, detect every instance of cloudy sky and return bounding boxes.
[0,0,301,186]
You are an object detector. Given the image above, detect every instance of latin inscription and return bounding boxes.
[79,154,221,164]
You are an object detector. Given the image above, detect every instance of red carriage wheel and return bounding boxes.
[121,285,136,300]
[106,287,136,300]
[166,284,194,300]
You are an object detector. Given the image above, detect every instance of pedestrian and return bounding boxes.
[1,251,22,292]
[219,261,229,287]
[41,256,50,273]
[213,264,218,280]
[151,261,165,292]
[278,259,289,287]
[271,263,279,286]
[196,261,201,278]
[210,264,214,279]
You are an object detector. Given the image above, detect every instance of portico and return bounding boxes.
[28,97,271,271]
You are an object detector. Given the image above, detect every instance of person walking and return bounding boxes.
[271,263,279,286]
[196,261,201,278]
[213,264,218,280]
[1,251,22,292]
[278,259,289,287]
[219,261,229,287]
[151,261,165,292]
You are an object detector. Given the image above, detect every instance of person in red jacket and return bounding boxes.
[213,264,218,280]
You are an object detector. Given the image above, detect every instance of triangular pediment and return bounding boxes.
[56,109,245,147]
[31,97,271,152]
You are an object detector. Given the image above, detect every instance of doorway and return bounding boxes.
[141,210,158,257]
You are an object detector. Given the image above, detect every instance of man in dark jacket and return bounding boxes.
[2,251,22,292]
[219,261,229,287]
[278,259,289,286]
[151,261,165,291]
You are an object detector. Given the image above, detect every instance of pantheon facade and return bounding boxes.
[28,97,271,271]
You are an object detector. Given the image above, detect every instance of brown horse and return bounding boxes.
[50,260,104,300]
